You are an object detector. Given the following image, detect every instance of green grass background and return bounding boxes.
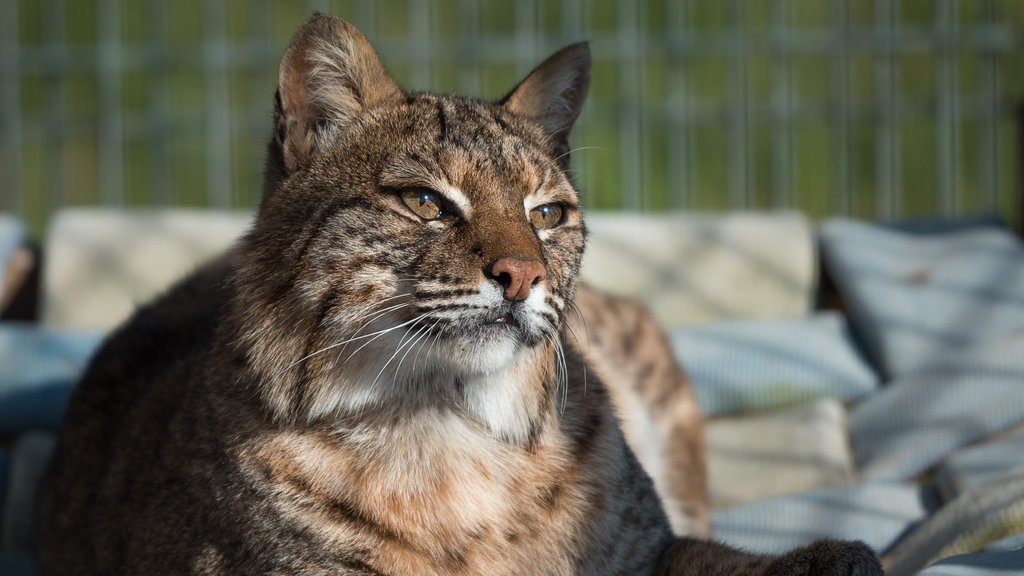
[3,0,1024,235]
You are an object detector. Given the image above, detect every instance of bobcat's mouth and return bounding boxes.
[474,305,550,349]
[484,311,520,330]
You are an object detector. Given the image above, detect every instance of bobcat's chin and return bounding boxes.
[425,321,529,376]
[442,334,523,375]
[412,280,558,376]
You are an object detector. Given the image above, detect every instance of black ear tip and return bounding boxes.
[301,13,359,38]
[306,12,336,26]
[562,42,591,65]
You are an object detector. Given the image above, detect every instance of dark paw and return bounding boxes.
[767,540,883,576]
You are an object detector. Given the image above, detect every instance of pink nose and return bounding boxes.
[489,257,546,301]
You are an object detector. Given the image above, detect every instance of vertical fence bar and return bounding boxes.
[666,0,690,208]
[248,0,273,207]
[979,0,1000,212]
[456,0,480,96]
[684,0,696,208]
[618,0,642,210]
[831,0,852,215]
[891,0,902,219]
[0,0,22,215]
[203,0,231,208]
[727,0,749,209]
[514,0,538,78]
[146,0,171,206]
[574,1,593,200]
[97,0,124,206]
[561,0,582,42]
[408,0,432,89]
[561,0,592,205]
[43,0,67,210]
[935,0,958,215]
[771,0,793,209]
[356,0,377,35]
[637,1,652,209]
[983,0,999,215]
[305,0,329,15]
[875,0,899,218]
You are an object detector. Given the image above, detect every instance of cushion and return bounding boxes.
[669,312,878,417]
[935,426,1024,502]
[0,325,103,434]
[820,218,1024,379]
[713,482,935,554]
[849,333,1024,481]
[581,212,816,328]
[707,399,857,509]
[42,209,251,330]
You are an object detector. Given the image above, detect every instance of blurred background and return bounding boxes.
[2,0,1024,235]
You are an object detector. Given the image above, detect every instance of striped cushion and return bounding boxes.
[669,312,878,417]
[820,218,1024,379]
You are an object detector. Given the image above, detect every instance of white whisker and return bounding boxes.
[369,318,429,393]
[278,302,413,376]
[392,321,437,385]
[561,309,588,397]
[343,312,431,364]
[552,145,604,164]
[414,322,446,373]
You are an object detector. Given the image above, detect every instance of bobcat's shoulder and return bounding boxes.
[569,284,710,537]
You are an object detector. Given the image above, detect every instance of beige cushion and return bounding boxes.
[42,209,251,330]
[43,209,816,331]
[580,211,816,328]
[706,399,857,510]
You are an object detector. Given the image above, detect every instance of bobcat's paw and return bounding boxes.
[766,540,883,576]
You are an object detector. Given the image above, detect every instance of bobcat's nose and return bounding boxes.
[489,257,546,302]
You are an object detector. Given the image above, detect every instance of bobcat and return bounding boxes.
[37,14,882,576]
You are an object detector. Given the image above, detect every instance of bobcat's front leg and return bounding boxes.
[660,537,883,576]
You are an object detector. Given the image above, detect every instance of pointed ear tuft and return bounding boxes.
[501,43,591,165]
[276,15,402,172]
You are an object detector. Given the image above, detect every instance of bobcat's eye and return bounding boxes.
[529,203,564,230]
[401,188,443,220]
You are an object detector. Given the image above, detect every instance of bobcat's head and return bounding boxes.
[233,15,590,439]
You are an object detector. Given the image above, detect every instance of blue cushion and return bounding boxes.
[820,218,1024,379]
[0,325,102,434]
[849,336,1024,481]
[669,312,878,417]
[713,483,935,554]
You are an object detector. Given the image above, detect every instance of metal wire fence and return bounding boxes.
[2,0,1023,234]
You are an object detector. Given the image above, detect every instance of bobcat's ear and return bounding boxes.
[501,43,590,167]
[275,14,403,173]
